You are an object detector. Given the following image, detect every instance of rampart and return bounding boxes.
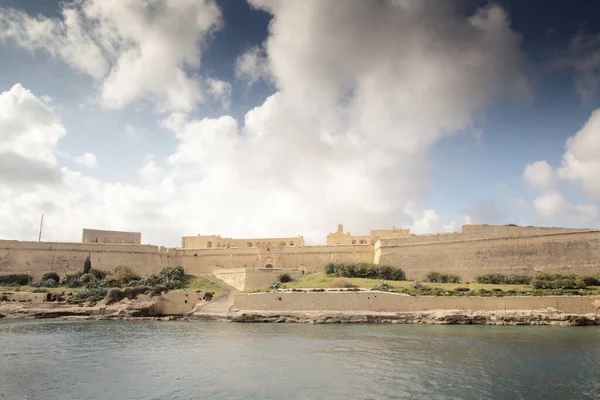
[0,240,178,279]
[2,224,599,281]
[233,292,600,314]
[378,229,600,280]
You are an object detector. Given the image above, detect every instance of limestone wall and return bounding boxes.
[233,292,600,314]
[0,240,372,280]
[0,240,179,279]
[378,231,600,280]
[213,268,303,291]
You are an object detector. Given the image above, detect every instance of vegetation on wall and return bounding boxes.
[324,262,406,281]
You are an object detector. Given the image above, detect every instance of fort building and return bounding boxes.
[2,224,600,290]
[82,228,141,245]
[326,224,410,245]
[181,234,305,249]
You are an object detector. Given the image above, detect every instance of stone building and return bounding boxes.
[82,228,141,245]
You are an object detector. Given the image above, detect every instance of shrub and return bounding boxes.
[83,255,92,274]
[203,292,214,301]
[582,275,600,286]
[63,272,84,288]
[31,278,59,288]
[277,273,293,283]
[139,266,185,290]
[79,273,97,285]
[530,274,587,290]
[454,287,470,292]
[89,268,107,280]
[41,272,60,283]
[0,274,32,286]
[423,272,462,284]
[324,262,406,281]
[331,278,357,288]
[475,273,532,285]
[106,288,124,304]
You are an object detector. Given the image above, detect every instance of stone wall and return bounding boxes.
[0,240,372,280]
[378,230,600,280]
[0,240,179,279]
[213,268,303,291]
[233,292,600,314]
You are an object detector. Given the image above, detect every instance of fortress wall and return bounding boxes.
[380,225,593,247]
[378,231,600,280]
[178,245,373,275]
[0,240,180,279]
[233,292,600,314]
[212,268,304,291]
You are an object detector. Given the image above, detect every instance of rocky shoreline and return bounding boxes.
[2,301,599,326]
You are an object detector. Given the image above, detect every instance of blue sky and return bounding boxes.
[1,0,600,246]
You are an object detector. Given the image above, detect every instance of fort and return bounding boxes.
[1,224,600,288]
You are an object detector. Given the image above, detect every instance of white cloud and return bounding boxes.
[0,83,65,187]
[0,0,223,112]
[557,109,600,198]
[523,160,556,192]
[1,1,531,245]
[523,109,600,225]
[236,45,270,85]
[73,152,98,169]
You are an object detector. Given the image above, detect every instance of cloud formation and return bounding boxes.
[1,1,531,245]
[0,0,225,112]
[523,109,600,224]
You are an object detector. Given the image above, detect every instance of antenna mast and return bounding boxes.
[38,214,44,242]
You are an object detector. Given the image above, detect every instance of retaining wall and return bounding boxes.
[233,292,600,314]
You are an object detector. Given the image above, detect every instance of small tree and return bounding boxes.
[83,255,92,274]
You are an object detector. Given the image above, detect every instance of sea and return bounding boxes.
[0,320,599,399]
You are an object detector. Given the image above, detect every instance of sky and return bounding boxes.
[1,0,600,246]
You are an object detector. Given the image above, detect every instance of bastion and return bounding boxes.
[1,224,599,281]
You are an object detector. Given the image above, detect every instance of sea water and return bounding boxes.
[0,320,599,399]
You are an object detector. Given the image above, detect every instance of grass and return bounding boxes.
[182,275,227,294]
[252,272,600,296]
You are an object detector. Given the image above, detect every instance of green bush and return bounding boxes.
[62,272,84,288]
[277,273,293,283]
[83,255,92,274]
[150,285,168,297]
[203,292,214,301]
[139,266,186,290]
[41,272,60,283]
[0,274,32,286]
[530,274,587,290]
[324,262,406,281]
[582,275,600,286]
[474,273,532,285]
[89,268,107,280]
[423,272,462,284]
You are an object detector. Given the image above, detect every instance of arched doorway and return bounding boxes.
[207,241,212,248]
[265,264,273,268]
